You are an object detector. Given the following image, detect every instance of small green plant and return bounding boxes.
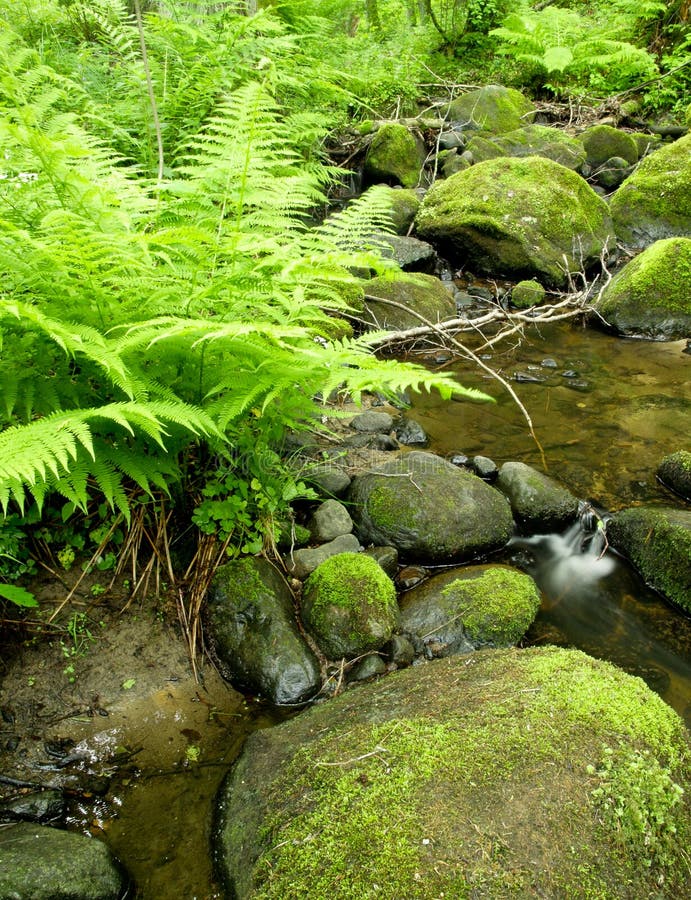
[587,744,685,869]
[60,611,95,660]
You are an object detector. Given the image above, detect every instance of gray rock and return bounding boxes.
[349,451,514,562]
[301,553,398,660]
[399,564,541,657]
[0,790,65,824]
[439,130,465,150]
[363,545,399,577]
[350,410,394,433]
[206,558,321,705]
[349,654,387,681]
[372,233,437,271]
[395,418,428,446]
[497,461,580,532]
[309,499,354,542]
[385,633,415,667]
[595,156,631,190]
[470,455,498,481]
[0,823,128,900]
[287,533,362,580]
[304,462,351,497]
[657,450,691,501]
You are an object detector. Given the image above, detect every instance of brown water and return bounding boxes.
[408,322,691,726]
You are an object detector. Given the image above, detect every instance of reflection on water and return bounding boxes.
[410,325,691,726]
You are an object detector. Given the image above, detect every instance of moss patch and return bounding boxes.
[657,450,691,501]
[447,85,536,135]
[582,125,638,167]
[364,123,425,189]
[511,279,545,309]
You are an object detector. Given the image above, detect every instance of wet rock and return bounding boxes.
[541,358,558,368]
[0,790,65,824]
[349,654,387,681]
[364,123,426,188]
[301,553,398,660]
[0,823,128,900]
[395,565,428,591]
[206,558,321,705]
[399,564,541,656]
[439,130,465,150]
[286,533,362,580]
[610,133,691,247]
[470,455,498,481]
[395,417,428,446]
[362,273,456,331]
[215,647,691,900]
[303,462,351,497]
[385,633,416,667]
[415,156,614,287]
[308,500,354,542]
[607,506,691,613]
[350,410,395,433]
[447,85,536,135]
[657,450,691,501]
[349,451,513,562]
[497,461,580,532]
[594,237,691,339]
[513,371,545,384]
[363,545,399,578]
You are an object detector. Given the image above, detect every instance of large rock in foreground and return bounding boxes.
[349,451,514,562]
[215,647,691,900]
[415,156,613,286]
[607,506,691,614]
[594,237,691,339]
[206,557,321,705]
[0,824,128,900]
[610,133,691,248]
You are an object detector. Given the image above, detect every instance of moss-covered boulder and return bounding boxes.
[415,156,614,287]
[594,237,691,339]
[215,646,691,900]
[301,552,397,660]
[399,564,541,656]
[348,451,514,562]
[607,507,691,613]
[447,85,536,135]
[364,123,426,189]
[362,273,456,330]
[469,124,586,170]
[370,185,421,233]
[657,450,691,501]
[581,125,639,167]
[511,279,546,308]
[610,133,691,248]
[0,824,129,900]
[206,557,321,705]
[496,461,580,532]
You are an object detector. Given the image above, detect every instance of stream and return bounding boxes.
[72,322,690,899]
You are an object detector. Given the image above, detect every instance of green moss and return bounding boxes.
[447,85,536,135]
[581,125,638,167]
[439,567,541,646]
[599,237,691,314]
[365,123,424,188]
[511,279,545,308]
[225,648,690,900]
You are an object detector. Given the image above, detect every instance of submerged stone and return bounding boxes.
[215,647,691,900]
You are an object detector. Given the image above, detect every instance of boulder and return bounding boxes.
[206,557,321,705]
[372,233,437,271]
[447,85,536,135]
[0,823,128,900]
[301,552,398,659]
[415,156,614,287]
[308,499,354,542]
[215,647,691,900]
[469,124,586,170]
[581,125,639,167]
[496,461,580,532]
[610,133,691,248]
[348,451,514,562]
[285,532,362,580]
[594,237,691,339]
[373,185,421,233]
[350,410,394,433]
[511,279,546,309]
[364,123,426,189]
[363,273,456,330]
[399,564,541,656]
[607,506,691,613]
[657,450,691,501]
[303,461,351,497]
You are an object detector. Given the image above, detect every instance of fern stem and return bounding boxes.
[132,0,165,188]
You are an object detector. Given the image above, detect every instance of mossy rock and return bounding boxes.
[607,506,691,614]
[364,123,426,189]
[470,125,586,171]
[215,646,691,900]
[657,450,691,501]
[511,279,545,309]
[301,552,398,660]
[0,823,129,900]
[581,125,639,167]
[399,564,541,655]
[362,272,455,330]
[415,156,613,287]
[496,461,579,532]
[206,557,321,705]
[631,131,662,159]
[594,237,691,339]
[447,85,536,135]
[348,451,514,562]
[610,133,691,248]
[367,184,420,234]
